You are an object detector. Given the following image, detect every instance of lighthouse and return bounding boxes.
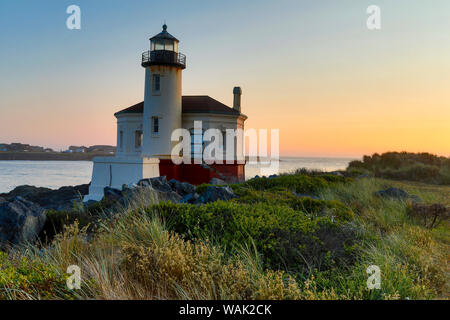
[141,24,186,159]
[84,25,247,201]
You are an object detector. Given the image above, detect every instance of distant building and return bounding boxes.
[87,145,116,154]
[1,143,44,152]
[69,146,87,153]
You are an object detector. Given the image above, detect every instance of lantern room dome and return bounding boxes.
[150,24,179,42]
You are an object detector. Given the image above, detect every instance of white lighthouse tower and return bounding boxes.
[141,24,186,159]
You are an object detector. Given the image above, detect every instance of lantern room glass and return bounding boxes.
[151,39,178,52]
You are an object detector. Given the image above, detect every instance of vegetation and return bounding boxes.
[348,152,450,185]
[0,166,448,300]
[0,251,73,300]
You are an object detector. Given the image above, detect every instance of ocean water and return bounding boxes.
[0,158,357,194]
[0,161,93,194]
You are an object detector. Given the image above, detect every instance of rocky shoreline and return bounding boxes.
[0,176,237,249]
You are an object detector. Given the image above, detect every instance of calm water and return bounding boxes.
[0,161,93,193]
[0,158,357,194]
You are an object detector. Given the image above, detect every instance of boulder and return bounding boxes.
[196,186,237,204]
[181,182,196,195]
[104,187,123,202]
[156,191,183,203]
[375,187,410,199]
[374,187,421,202]
[0,197,46,248]
[181,193,200,204]
[209,178,226,185]
[295,193,321,200]
[0,184,90,211]
[0,197,5,205]
[140,176,173,193]
[169,179,196,196]
[137,179,151,188]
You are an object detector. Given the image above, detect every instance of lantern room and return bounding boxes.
[150,24,179,52]
[142,24,186,69]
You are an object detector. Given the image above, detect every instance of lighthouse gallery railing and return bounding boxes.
[141,50,186,68]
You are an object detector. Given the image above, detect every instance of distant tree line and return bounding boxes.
[347,152,450,185]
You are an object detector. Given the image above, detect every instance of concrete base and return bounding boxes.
[84,156,160,202]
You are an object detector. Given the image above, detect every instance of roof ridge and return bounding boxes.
[115,96,244,117]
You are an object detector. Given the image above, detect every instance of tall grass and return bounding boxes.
[319,178,449,299]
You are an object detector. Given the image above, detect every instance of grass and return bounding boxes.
[0,173,448,300]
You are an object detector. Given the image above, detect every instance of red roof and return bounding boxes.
[114,96,246,118]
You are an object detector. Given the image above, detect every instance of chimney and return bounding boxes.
[233,87,242,112]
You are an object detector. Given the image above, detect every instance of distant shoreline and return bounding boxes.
[0,152,114,161]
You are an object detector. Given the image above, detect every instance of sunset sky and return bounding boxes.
[1,0,449,157]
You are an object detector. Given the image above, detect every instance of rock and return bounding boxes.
[375,187,409,199]
[156,191,183,203]
[295,193,321,200]
[181,193,199,204]
[329,171,344,177]
[149,176,172,193]
[138,179,151,187]
[209,178,226,185]
[374,187,421,202]
[269,174,278,179]
[0,197,5,205]
[169,179,196,196]
[0,184,90,211]
[181,182,196,195]
[0,197,46,248]
[104,187,123,202]
[196,186,237,204]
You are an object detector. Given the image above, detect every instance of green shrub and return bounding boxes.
[40,198,117,242]
[379,163,440,182]
[41,209,95,242]
[0,252,73,300]
[233,188,354,223]
[148,201,358,272]
[348,152,450,185]
[241,174,348,194]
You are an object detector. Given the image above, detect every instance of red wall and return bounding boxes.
[159,160,245,185]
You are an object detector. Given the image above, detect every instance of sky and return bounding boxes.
[0,0,449,157]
